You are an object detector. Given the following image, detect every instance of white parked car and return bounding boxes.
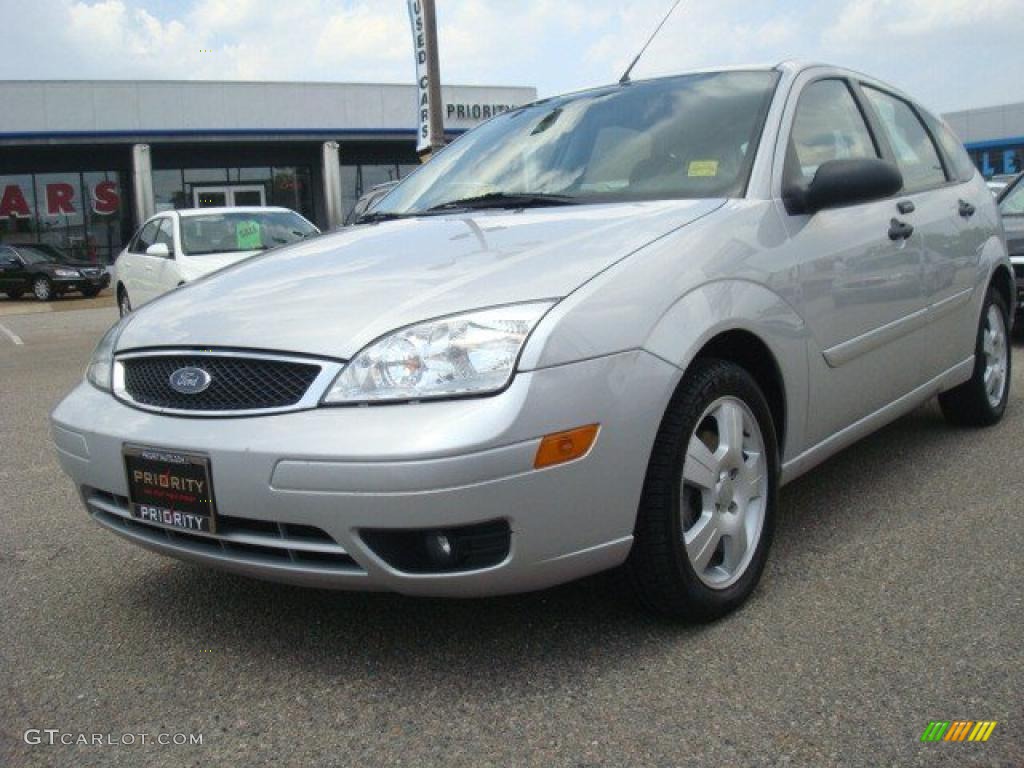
[114,207,319,316]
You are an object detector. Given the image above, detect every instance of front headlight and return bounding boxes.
[54,268,80,278]
[322,302,554,404]
[85,317,131,392]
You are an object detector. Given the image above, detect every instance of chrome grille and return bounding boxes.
[119,353,322,413]
[85,488,362,572]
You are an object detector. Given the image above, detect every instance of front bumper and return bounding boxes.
[51,350,679,596]
[53,273,110,293]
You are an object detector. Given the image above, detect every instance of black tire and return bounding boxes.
[939,287,1011,427]
[5,289,24,299]
[627,358,779,622]
[82,287,101,298]
[32,276,53,301]
[118,288,132,318]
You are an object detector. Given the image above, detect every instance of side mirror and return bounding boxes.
[786,158,903,215]
[145,242,171,258]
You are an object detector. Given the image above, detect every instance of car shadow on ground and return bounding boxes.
[0,290,113,312]
[106,371,1020,681]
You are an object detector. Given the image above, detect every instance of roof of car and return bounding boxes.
[170,206,297,217]
[509,61,923,123]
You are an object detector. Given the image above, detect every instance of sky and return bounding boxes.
[2,0,1022,113]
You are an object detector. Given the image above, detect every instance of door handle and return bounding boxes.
[958,199,976,218]
[888,218,914,241]
[897,200,916,214]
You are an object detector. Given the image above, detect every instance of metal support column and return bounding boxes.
[322,141,344,230]
[131,144,155,224]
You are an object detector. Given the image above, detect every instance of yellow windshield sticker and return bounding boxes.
[688,160,719,177]
[236,221,262,250]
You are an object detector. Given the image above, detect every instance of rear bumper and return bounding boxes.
[51,350,679,596]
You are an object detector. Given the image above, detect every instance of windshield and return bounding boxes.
[998,176,1024,216]
[375,71,778,216]
[180,211,318,255]
[18,245,68,264]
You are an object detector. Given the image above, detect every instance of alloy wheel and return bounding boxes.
[982,304,1009,409]
[33,278,51,301]
[680,396,768,590]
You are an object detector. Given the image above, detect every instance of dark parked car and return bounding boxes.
[996,174,1024,326]
[0,244,110,301]
[345,181,399,225]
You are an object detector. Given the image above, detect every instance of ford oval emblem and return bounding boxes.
[168,367,212,395]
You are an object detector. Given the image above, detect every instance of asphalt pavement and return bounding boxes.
[1,304,1022,767]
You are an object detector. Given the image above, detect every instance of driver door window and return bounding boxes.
[131,219,161,254]
[154,218,175,255]
[785,77,925,444]
[785,79,879,188]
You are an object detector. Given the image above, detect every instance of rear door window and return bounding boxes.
[862,87,948,193]
[920,110,976,183]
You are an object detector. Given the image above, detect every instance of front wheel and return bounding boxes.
[627,359,779,622]
[33,276,53,301]
[939,287,1011,427]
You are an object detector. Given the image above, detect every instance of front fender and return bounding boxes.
[643,280,811,463]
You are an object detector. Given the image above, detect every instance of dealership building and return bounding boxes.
[0,79,536,264]
[943,101,1024,179]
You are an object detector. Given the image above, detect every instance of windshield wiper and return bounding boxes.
[354,210,409,224]
[425,192,579,212]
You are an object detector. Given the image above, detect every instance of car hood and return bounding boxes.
[118,199,723,359]
[179,250,263,279]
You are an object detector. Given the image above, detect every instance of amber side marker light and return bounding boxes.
[534,424,600,469]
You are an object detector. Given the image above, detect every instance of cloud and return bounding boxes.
[3,0,1023,113]
[823,0,1024,45]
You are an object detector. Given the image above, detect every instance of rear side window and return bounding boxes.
[862,87,947,192]
[920,110,977,183]
[786,79,878,187]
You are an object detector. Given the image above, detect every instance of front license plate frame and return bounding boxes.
[123,445,218,534]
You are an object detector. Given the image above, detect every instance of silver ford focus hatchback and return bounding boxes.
[52,62,1013,621]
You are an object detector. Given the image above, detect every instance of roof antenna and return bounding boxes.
[619,0,686,85]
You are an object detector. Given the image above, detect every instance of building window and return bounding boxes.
[0,171,127,265]
[152,166,315,224]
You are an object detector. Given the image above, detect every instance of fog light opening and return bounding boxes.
[360,520,511,574]
[425,532,456,567]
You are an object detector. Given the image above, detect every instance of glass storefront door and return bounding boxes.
[193,185,266,208]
